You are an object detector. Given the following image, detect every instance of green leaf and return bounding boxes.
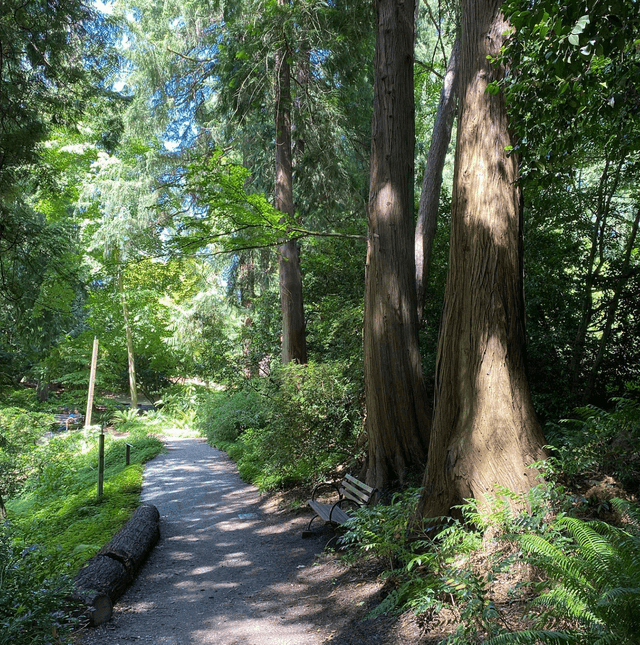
[571,15,590,35]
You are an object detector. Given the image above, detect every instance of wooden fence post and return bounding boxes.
[85,337,99,427]
[98,428,105,500]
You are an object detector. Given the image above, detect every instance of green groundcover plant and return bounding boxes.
[340,485,640,645]
[0,403,166,645]
[0,526,80,645]
[486,505,640,645]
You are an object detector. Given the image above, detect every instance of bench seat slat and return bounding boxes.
[307,500,353,526]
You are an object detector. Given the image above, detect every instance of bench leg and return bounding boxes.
[301,513,322,538]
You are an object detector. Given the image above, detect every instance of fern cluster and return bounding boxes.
[339,481,640,644]
[487,512,640,645]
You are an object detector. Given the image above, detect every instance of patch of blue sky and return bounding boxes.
[93,0,114,14]
[158,51,218,151]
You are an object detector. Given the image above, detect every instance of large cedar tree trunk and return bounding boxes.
[415,0,547,520]
[275,26,307,366]
[363,0,430,492]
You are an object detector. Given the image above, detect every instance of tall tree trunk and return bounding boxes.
[118,270,138,409]
[584,208,640,402]
[415,36,460,324]
[275,18,307,366]
[569,158,623,396]
[415,0,546,521]
[364,0,431,492]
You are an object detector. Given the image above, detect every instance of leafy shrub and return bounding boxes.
[0,388,38,408]
[545,390,640,492]
[0,408,55,513]
[257,361,363,487]
[155,383,208,430]
[198,388,268,445]
[205,362,364,489]
[0,525,79,645]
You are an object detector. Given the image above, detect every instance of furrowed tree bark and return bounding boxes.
[275,13,307,366]
[415,0,547,521]
[364,0,431,492]
[415,36,459,324]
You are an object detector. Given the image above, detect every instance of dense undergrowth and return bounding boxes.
[197,378,640,644]
[0,386,176,645]
[2,378,639,645]
[197,361,365,490]
[336,392,640,644]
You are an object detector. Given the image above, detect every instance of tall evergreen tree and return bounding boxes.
[416,0,547,520]
[363,0,431,491]
[274,3,307,364]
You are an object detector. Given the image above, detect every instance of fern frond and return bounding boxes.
[518,533,593,592]
[557,517,616,582]
[591,633,636,645]
[596,585,640,607]
[533,586,601,627]
[485,629,582,644]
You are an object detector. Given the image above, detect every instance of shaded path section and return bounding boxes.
[77,438,330,645]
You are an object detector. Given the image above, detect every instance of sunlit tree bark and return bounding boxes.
[415,36,459,324]
[416,0,547,520]
[363,0,431,492]
[118,269,138,409]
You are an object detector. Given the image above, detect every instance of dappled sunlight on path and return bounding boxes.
[75,437,342,645]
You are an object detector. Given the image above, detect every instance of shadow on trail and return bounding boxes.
[80,438,404,645]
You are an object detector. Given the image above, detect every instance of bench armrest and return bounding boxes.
[328,497,362,523]
[310,481,342,502]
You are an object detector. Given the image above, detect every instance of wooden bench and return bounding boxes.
[302,474,376,537]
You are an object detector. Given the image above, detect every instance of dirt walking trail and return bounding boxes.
[74,437,421,645]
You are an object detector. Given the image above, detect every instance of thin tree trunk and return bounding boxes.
[363,0,431,492]
[275,14,307,365]
[415,36,460,323]
[584,208,640,401]
[415,0,546,521]
[569,159,624,395]
[119,270,138,409]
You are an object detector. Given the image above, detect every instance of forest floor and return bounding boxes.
[72,432,444,645]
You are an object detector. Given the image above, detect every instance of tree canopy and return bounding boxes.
[1,0,639,509]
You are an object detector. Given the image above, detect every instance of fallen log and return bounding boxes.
[72,503,160,626]
[98,502,160,573]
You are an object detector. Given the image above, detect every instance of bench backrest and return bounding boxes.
[340,474,375,506]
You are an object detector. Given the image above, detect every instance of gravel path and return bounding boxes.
[75,437,337,645]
